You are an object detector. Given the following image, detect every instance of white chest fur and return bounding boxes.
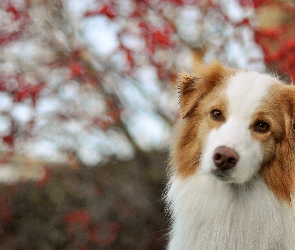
[167,174,295,250]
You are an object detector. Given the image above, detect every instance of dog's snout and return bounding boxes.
[213,146,239,170]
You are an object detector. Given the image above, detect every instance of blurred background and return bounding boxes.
[0,0,294,249]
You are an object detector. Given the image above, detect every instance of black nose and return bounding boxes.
[213,146,239,171]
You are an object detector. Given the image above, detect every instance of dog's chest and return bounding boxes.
[167,175,295,250]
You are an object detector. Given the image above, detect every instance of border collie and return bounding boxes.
[166,61,295,250]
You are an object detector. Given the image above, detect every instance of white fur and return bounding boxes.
[200,118,263,183]
[167,174,295,250]
[226,71,275,119]
[201,71,275,184]
[167,71,295,249]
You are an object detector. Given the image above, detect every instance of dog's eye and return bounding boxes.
[211,110,224,121]
[255,122,269,132]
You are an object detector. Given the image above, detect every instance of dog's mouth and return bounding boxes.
[211,168,232,181]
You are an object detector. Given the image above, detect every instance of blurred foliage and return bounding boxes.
[0,0,293,165]
[0,152,167,249]
[250,0,295,81]
[0,0,264,165]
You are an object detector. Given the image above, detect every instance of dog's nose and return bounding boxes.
[213,146,239,170]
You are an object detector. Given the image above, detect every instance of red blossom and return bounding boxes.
[239,0,253,7]
[6,3,23,21]
[252,0,271,8]
[64,210,91,227]
[84,4,117,19]
[37,167,51,187]
[107,109,122,122]
[286,39,295,51]
[162,0,184,5]
[69,62,85,79]
[13,81,45,106]
[236,18,250,26]
[0,31,23,45]
[0,3,29,45]
[126,49,135,68]
[0,194,12,221]
[152,25,172,47]
[3,135,14,148]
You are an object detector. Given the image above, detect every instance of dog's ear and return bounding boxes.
[174,61,230,118]
[280,85,295,134]
[288,86,295,138]
[261,85,295,202]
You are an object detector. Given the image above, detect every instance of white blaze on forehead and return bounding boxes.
[200,71,278,184]
[226,71,276,118]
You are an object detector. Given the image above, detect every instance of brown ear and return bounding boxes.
[289,86,295,138]
[174,61,231,118]
[280,85,295,130]
[260,85,295,202]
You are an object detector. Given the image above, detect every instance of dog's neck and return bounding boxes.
[167,173,295,250]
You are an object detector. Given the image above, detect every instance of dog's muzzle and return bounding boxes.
[211,146,239,179]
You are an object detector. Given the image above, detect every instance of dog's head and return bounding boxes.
[172,61,295,201]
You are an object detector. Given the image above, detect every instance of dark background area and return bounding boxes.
[0,151,168,249]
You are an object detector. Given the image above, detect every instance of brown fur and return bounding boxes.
[172,61,295,203]
[259,85,295,202]
[175,61,234,118]
[171,61,233,177]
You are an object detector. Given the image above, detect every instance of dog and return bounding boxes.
[166,61,295,250]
